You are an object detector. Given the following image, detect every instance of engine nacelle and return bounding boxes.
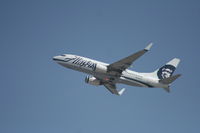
[95,64,108,74]
[85,76,101,86]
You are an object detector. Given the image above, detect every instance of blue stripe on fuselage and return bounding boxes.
[121,76,153,88]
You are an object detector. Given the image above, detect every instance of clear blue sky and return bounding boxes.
[0,0,200,133]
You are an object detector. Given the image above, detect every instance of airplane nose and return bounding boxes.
[53,56,59,61]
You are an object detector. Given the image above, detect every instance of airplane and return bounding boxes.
[53,43,181,96]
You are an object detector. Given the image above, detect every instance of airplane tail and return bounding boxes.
[159,74,181,92]
[150,58,181,80]
[149,58,181,92]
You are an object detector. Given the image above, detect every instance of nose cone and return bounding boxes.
[52,56,63,62]
[53,56,59,61]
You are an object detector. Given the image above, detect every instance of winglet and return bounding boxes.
[118,88,126,96]
[144,43,153,51]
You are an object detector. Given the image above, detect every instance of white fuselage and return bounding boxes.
[53,54,167,89]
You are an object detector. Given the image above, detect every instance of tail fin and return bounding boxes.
[151,58,181,80]
[141,58,181,93]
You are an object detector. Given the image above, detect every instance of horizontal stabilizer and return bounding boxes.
[159,74,181,84]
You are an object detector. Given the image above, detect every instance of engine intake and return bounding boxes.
[85,76,101,86]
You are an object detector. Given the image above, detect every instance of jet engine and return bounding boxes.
[85,76,101,86]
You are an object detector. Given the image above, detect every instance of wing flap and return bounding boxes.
[104,84,118,95]
[104,84,125,96]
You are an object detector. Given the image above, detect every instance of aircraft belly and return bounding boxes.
[118,78,145,87]
[118,76,153,88]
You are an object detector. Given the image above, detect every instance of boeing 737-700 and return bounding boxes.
[53,43,181,95]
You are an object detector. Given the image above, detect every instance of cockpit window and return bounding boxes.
[61,54,65,56]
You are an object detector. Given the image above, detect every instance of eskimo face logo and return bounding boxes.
[157,65,175,79]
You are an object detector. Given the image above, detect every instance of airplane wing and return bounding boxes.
[93,75,125,95]
[104,83,125,96]
[107,43,153,74]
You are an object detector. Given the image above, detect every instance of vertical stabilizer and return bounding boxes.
[149,58,181,80]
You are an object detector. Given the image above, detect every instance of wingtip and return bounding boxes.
[144,42,153,51]
[118,88,126,96]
